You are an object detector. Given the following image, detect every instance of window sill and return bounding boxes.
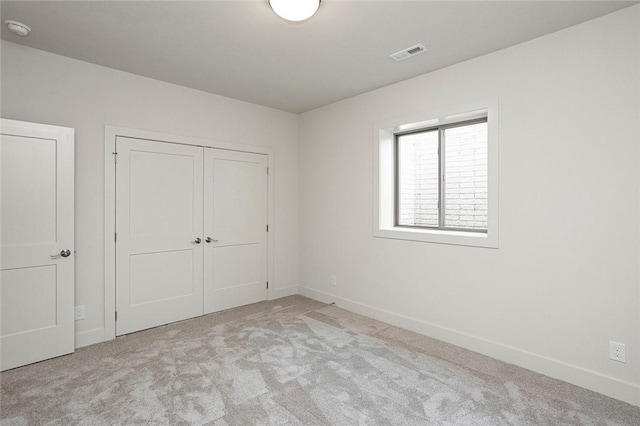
[374,226,498,248]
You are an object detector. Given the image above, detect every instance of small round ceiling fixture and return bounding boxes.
[4,20,31,37]
[269,0,321,22]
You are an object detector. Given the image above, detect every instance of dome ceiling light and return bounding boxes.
[269,0,322,22]
[4,20,31,37]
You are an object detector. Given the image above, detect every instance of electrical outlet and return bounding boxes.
[609,341,626,363]
[330,275,337,287]
[75,305,85,321]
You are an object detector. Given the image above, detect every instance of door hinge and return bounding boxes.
[115,311,118,321]
[266,281,269,289]
[113,152,118,164]
[266,225,269,232]
[267,167,269,175]
[114,232,117,242]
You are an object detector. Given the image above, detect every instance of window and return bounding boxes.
[396,119,488,232]
[374,99,498,248]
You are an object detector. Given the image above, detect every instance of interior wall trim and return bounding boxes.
[297,286,640,407]
[268,285,299,300]
[75,327,105,349]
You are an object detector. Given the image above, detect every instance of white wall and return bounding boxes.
[2,4,639,407]
[1,41,300,347]
[299,6,640,406]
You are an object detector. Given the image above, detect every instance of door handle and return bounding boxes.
[205,237,218,243]
[193,238,202,244]
[51,249,71,259]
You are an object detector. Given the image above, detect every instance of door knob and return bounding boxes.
[205,237,218,243]
[51,249,71,259]
[193,238,202,244]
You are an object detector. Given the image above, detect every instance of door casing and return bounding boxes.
[104,126,274,342]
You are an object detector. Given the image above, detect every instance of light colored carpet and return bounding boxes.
[1,295,638,425]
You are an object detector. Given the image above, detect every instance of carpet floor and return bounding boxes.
[1,295,638,425]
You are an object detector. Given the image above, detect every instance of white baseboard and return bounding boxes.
[298,286,335,304]
[268,285,299,300]
[74,288,300,350]
[75,327,105,349]
[298,286,640,407]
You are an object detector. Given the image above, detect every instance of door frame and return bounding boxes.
[104,125,274,341]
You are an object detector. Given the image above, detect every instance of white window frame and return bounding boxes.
[373,98,499,248]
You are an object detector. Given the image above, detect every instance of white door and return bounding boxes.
[115,137,204,335]
[204,148,268,313]
[1,119,75,371]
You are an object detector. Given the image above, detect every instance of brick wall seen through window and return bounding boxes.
[397,120,487,231]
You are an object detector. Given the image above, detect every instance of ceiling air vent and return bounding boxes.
[390,44,427,62]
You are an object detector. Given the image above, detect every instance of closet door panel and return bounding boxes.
[115,137,203,335]
[204,149,267,314]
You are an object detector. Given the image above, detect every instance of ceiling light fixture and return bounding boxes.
[4,20,31,37]
[269,0,321,22]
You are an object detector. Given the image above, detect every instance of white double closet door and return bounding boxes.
[115,137,267,336]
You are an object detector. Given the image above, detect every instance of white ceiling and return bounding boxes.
[1,1,637,113]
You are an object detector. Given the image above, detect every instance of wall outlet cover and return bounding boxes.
[609,341,626,363]
[75,305,86,321]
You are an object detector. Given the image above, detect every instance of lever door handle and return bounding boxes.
[205,237,218,243]
[51,249,71,259]
[193,238,202,244]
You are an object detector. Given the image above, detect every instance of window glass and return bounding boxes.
[444,122,488,230]
[397,130,438,227]
[395,120,487,232]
